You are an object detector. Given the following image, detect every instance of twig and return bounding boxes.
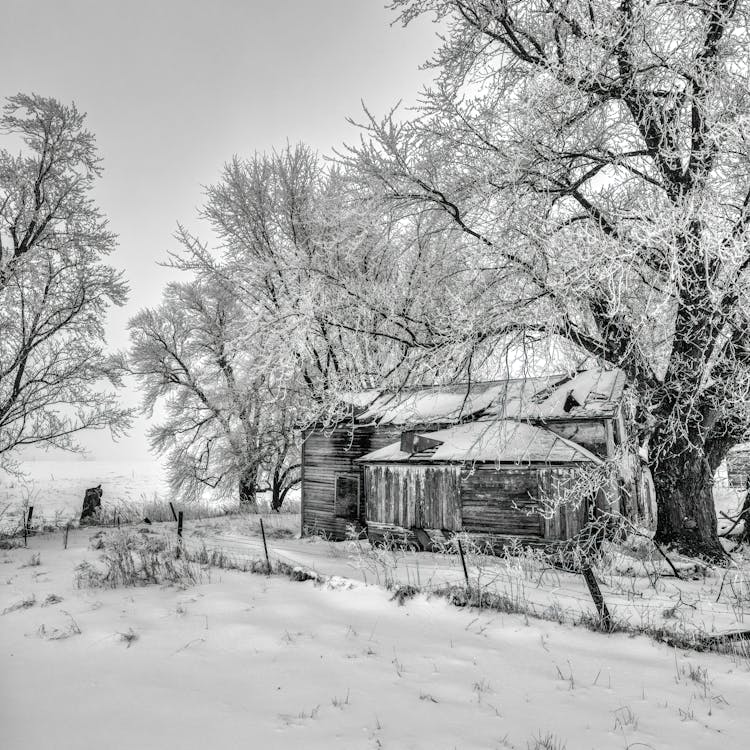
[652,543,684,580]
[173,637,206,654]
[715,565,733,603]
[719,510,745,537]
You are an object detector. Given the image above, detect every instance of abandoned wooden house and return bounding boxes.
[300,368,656,547]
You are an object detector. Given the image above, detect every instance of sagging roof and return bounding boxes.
[357,419,603,466]
[353,368,625,426]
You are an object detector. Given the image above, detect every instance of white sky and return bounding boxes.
[4,0,438,462]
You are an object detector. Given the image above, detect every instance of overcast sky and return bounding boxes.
[4,0,438,461]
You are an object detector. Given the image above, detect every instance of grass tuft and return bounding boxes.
[20,552,41,567]
[527,732,567,750]
[390,584,420,606]
[119,627,139,647]
[37,612,81,640]
[2,593,36,614]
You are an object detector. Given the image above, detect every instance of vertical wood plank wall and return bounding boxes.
[363,463,601,540]
[726,445,750,489]
[364,465,462,530]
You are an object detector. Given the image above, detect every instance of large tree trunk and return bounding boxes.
[270,471,283,512]
[652,446,726,562]
[239,473,258,510]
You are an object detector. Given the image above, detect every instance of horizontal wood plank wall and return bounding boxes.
[365,465,462,530]
[302,426,400,540]
[461,466,544,536]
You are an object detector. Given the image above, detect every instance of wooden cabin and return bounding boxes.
[300,368,656,545]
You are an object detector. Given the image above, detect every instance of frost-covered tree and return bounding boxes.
[185,144,502,402]
[180,144,397,405]
[151,144,480,505]
[0,93,130,469]
[129,279,302,508]
[174,146,398,413]
[343,0,750,560]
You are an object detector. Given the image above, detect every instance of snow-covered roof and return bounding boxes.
[356,380,524,425]
[357,420,603,465]
[337,389,382,409]
[354,369,625,426]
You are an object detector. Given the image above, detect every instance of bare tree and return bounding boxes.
[0,93,131,469]
[129,279,301,508]
[186,144,399,405]
[343,0,750,559]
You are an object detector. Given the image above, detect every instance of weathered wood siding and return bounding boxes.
[301,425,400,539]
[364,462,597,541]
[727,444,750,489]
[461,467,544,536]
[616,450,656,528]
[365,464,462,530]
[537,467,591,540]
[635,462,657,529]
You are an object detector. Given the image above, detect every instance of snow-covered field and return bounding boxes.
[0,459,300,532]
[0,459,169,530]
[2,525,750,750]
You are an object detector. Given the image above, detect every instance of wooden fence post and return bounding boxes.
[457,537,470,589]
[581,564,612,632]
[260,518,271,574]
[63,523,70,550]
[175,511,184,559]
[169,502,178,522]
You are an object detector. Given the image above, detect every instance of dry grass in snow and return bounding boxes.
[162,504,750,652]
[2,528,750,749]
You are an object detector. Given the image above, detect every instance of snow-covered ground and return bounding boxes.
[2,526,750,750]
[1,465,748,748]
[182,516,750,643]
